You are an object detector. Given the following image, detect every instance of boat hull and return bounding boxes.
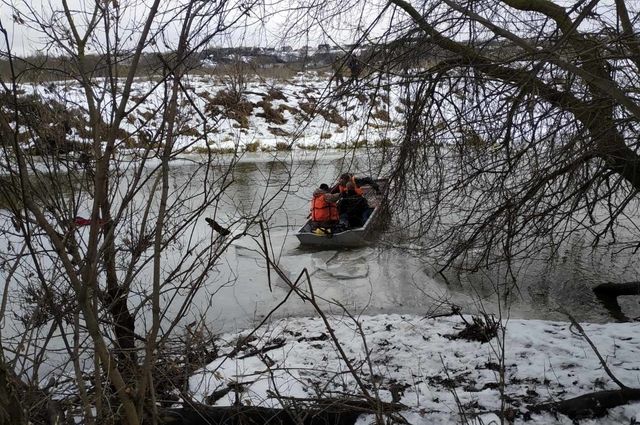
[295,179,388,248]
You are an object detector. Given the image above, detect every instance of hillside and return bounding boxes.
[12,71,403,156]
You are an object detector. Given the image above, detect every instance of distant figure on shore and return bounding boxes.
[332,56,347,87]
[347,56,362,83]
[332,54,363,88]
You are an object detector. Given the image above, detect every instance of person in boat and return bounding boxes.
[338,182,372,228]
[310,183,340,229]
[330,173,380,195]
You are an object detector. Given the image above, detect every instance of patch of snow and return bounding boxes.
[189,314,640,424]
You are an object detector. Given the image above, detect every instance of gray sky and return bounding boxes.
[0,0,383,56]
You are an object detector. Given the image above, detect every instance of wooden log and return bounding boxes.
[529,388,640,420]
[159,404,362,425]
[593,282,640,322]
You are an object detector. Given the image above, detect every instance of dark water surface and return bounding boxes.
[1,150,638,383]
[184,151,640,331]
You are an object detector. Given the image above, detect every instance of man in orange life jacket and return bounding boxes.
[311,183,340,228]
[330,173,379,195]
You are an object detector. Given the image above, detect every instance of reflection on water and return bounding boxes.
[215,152,640,327]
[2,151,637,346]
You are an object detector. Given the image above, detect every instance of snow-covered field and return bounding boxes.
[189,314,640,424]
[20,71,403,153]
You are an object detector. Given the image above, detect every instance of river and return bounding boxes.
[1,149,637,347]
[166,151,639,333]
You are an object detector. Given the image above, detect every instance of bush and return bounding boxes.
[371,108,390,122]
[275,141,292,151]
[208,89,254,128]
[256,100,287,125]
[245,141,260,152]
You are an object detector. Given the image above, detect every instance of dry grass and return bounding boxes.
[375,138,394,148]
[268,127,290,137]
[245,141,260,152]
[371,108,390,122]
[256,100,287,125]
[355,94,368,103]
[207,89,254,128]
[280,104,299,115]
[299,101,316,117]
[191,145,237,154]
[275,141,292,151]
[298,101,347,127]
[265,88,287,102]
[320,108,347,127]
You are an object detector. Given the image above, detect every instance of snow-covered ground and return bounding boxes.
[188,313,640,424]
[20,71,403,153]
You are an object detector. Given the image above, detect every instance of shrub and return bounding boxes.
[275,141,292,151]
[371,108,390,122]
[256,100,287,125]
[265,88,287,102]
[245,141,260,152]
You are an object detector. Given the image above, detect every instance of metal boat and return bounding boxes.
[295,179,388,248]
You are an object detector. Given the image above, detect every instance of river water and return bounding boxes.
[1,150,638,349]
[168,151,639,333]
[1,149,638,386]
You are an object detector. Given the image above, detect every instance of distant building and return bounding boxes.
[281,45,292,52]
[317,44,330,52]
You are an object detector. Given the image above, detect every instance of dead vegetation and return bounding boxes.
[256,99,287,124]
[299,100,347,127]
[370,108,390,122]
[268,127,291,137]
[265,88,287,102]
[205,89,254,128]
[446,314,500,343]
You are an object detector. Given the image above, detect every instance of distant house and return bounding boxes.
[281,45,292,52]
[317,44,330,52]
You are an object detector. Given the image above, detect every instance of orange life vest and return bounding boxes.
[338,176,364,196]
[311,193,339,222]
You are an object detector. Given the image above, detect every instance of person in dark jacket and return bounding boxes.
[338,182,370,228]
[348,56,363,83]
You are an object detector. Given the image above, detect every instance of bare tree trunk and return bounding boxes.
[0,357,25,425]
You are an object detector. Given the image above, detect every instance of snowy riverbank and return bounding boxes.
[188,313,640,424]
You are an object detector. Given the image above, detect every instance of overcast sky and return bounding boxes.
[0,0,388,56]
[1,0,635,57]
